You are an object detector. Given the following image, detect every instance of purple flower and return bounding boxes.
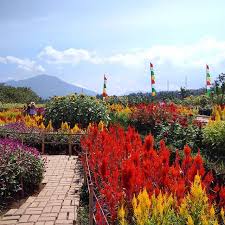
[1,122,41,133]
[0,138,40,158]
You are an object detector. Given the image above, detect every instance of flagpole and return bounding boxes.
[102,74,107,101]
[150,62,156,97]
[206,64,211,96]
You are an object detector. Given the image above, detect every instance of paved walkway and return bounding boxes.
[0,155,83,225]
[196,115,210,124]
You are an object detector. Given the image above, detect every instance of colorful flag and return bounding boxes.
[206,64,211,96]
[102,75,107,98]
[150,63,156,96]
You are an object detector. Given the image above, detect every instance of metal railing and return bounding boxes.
[84,151,110,225]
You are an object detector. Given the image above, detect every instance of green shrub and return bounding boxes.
[45,94,110,129]
[203,121,225,159]
[156,122,203,152]
[109,111,131,129]
[0,139,44,210]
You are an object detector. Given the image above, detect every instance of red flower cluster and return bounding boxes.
[81,126,225,222]
[130,103,193,132]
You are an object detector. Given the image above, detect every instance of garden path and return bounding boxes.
[196,115,210,124]
[0,155,83,225]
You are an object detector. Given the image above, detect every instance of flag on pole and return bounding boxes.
[102,74,107,98]
[206,64,211,96]
[150,63,156,96]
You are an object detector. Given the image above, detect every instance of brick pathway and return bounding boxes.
[0,155,83,225]
[196,115,210,124]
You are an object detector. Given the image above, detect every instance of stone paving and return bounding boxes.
[0,155,83,225]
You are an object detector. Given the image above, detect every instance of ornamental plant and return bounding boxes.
[81,126,225,224]
[211,105,225,121]
[109,104,132,129]
[129,103,203,151]
[129,103,193,136]
[203,120,225,159]
[45,94,110,129]
[0,139,44,211]
[119,174,223,225]
[155,119,203,152]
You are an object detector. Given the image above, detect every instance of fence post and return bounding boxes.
[89,182,94,225]
[68,134,72,156]
[41,133,45,154]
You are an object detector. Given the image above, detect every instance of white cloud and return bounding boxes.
[38,46,102,64]
[0,56,45,73]
[0,57,7,64]
[105,38,225,68]
[38,38,225,69]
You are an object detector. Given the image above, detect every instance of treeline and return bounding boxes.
[0,83,41,103]
[97,88,206,105]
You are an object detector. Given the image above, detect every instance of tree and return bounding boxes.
[212,73,225,105]
[180,87,190,99]
[0,84,41,103]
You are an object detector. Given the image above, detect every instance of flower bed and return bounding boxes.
[113,103,203,151]
[0,139,44,211]
[81,126,225,224]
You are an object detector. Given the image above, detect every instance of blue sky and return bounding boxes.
[0,0,225,94]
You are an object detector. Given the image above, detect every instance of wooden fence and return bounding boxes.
[0,130,84,156]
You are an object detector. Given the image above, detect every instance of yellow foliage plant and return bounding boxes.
[212,105,225,121]
[70,124,80,134]
[98,120,104,131]
[119,174,222,225]
[46,120,54,132]
[132,188,150,225]
[179,173,219,225]
[60,121,70,131]
[118,204,127,225]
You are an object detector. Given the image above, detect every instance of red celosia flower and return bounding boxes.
[81,125,224,223]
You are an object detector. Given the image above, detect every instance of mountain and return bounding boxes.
[6,75,97,99]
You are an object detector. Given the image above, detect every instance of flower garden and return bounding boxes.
[0,93,225,224]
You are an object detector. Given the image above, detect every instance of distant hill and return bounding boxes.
[6,75,97,99]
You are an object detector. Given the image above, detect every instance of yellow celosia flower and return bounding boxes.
[209,206,215,217]
[179,174,219,225]
[118,204,127,225]
[221,208,225,224]
[61,121,70,131]
[132,194,137,209]
[201,215,209,225]
[215,110,221,121]
[187,215,194,225]
[132,188,150,225]
[71,124,80,133]
[98,120,104,131]
[46,120,53,132]
[39,122,45,130]
[212,105,225,121]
